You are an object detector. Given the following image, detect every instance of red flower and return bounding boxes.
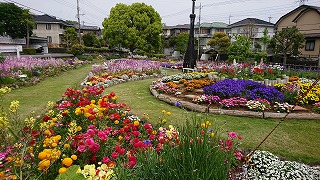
[111,152,119,159]
[225,139,233,148]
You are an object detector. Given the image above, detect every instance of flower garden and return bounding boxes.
[0,57,319,179]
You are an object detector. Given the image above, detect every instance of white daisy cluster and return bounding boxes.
[246,100,269,112]
[237,151,320,180]
[273,102,294,113]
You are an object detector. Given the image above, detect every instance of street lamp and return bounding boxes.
[183,0,196,69]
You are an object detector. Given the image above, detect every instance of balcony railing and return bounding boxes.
[0,36,26,45]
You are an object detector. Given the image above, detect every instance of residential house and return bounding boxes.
[32,14,72,47]
[162,24,190,38]
[228,18,275,50]
[196,22,230,51]
[74,24,102,38]
[32,14,102,47]
[275,5,320,58]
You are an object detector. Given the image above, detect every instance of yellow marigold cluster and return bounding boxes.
[37,148,62,170]
[75,100,106,120]
[46,101,55,110]
[24,117,36,129]
[43,135,61,148]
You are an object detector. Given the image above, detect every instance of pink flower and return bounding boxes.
[111,152,119,159]
[225,139,233,148]
[228,132,237,139]
[234,151,243,160]
[237,135,242,140]
[85,138,95,146]
[88,143,100,154]
[77,145,86,152]
[201,130,205,135]
[132,131,140,137]
[98,131,107,141]
[102,156,110,164]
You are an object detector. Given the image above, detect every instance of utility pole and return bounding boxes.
[198,3,201,61]
[229,14,233,25]
[77,0,81,44]
[268,16,272,23]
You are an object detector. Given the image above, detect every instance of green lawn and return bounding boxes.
[2,65,320,164]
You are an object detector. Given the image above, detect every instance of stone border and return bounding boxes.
[150,86,320,120]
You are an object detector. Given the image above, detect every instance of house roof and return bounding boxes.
[163,24,190,30]
[33,14,72,26]
[200,22,229,28]
[228,18,274,27]
[292,5,320,22]
[275,5,320,27]
[74,24,101,31]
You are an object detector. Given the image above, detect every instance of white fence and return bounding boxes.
[0,36,26,45]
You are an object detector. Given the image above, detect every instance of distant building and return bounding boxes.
[74,24,102,38]
[275,5,320,57]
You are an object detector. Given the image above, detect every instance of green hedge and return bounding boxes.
[22,48,36,55]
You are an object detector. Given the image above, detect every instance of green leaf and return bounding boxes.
[55,165,86,180]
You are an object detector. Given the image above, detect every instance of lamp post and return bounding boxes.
[183,0,196,69]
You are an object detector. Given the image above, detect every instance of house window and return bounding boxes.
[305,40,315,51]
[47,36,52,43]
[46,24,51,30]
[60,24,63,29]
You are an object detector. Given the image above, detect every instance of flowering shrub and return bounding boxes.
[273,102,294,113]
[237,151,320,179]
[203,79,284,103]
[192,95,220,104]
[312,102,320,113]
[151,82,179,94]
[246,99,271,112]
[220,97,248,109]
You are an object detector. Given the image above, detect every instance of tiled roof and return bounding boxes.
[229,18,274,27]
[200,22,229,28]
[74,24,100,31]
[163,24,190,30]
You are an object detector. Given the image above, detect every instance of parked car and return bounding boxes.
[29,44,44,53]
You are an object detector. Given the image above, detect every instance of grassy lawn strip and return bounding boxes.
[106,76,320,164]
[2,63,93,119]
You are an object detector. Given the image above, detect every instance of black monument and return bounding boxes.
[183,0,196,69]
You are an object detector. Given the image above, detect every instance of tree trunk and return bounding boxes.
[283,55,287,66]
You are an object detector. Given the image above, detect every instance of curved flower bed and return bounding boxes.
[0,86,243,179]
[82,59,162,87]
[0,57,88,88]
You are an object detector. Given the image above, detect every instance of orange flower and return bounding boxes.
[62,158,73,167]
[58,167,67,174]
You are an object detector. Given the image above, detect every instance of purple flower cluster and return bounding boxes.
[103,59,161,73]
[203,79,284,103]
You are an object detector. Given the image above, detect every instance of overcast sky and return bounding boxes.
[2,0,320,27]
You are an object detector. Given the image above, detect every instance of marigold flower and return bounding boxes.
[133,120,139,127]
[64,144,70,149]
[38,159,50,170]
[58,167,67,174]
[114,120,119,124]
[62,157,73,167]
[162,119,167,123]
[71,155,77,160]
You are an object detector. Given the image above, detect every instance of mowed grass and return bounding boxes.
[2,66,320,164]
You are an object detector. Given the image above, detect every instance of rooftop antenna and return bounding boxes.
[296,0,308,6]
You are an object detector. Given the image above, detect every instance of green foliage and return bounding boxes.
[270,27,305,65]
[0,3,34,38]
[152,54,166,58]
[0,53,5,63]
[55,165,86,180]
[61,27,78,49]
[102,2,162,52]
[105,55,121,60]
[70,44,84,56]
[175,32,189,54]
[83,47,109,53]
[134,49,146,55]
[82,32,97,47]
[254,51,267,62]
[207,32,231,53]
[228,34,252,62]
[260,28,270,52]
[22,48,36,55]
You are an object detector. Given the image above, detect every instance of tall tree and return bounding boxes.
[61,27,78,49]
[0,3,34,38]
[175,32,189,54]
[102,3,162,52]
[270,27,305,65]
[260,28,270,52]
[228,34,252,62]
[82,32,97,47]
[207,32,230,60]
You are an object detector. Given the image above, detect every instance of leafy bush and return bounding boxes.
[254,51,267,62]
[203,79,284,103]
[22,48,36,55]
[70,44,85,56]
[0,53,5,63]
[152,54,166,59]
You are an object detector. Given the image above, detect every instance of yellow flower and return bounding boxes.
[166,112,171,116]
[118,135,123,141]
[59,167,67,174]
[201,123,206,128]
[162,110,166,114]
[38,152,47,160]
[114,120,119,125]
[77,126,82,131]
[71,155,77,160]
[162,119,167,123]
[9,100,19,113]
[38,159,50,170]
[134,120,139,126]
[211,132,215,138]
[64,144,70,149]
[62,158,73,167]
